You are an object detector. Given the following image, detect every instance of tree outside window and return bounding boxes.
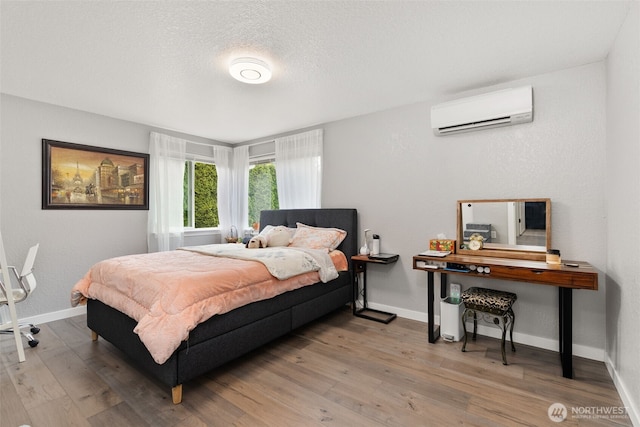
[184,160,219,228]
[248,162,278,228]
[183,159,277,230]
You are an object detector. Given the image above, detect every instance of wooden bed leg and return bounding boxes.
[90,330,99,341]
[172,384,183,404]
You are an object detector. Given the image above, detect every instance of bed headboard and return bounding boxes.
[260,208,358,264]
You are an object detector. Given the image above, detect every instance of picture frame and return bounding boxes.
[42,139,149,210]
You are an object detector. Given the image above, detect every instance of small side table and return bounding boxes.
[351,254,399,323]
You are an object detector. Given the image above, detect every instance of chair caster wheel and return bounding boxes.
[28,339,39,347]
[31,327,40,334]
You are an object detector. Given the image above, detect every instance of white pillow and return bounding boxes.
[265,226,292,247]
[259,225,296,239]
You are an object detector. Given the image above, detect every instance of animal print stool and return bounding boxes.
[461,287,517,365]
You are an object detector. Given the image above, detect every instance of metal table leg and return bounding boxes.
[559,287,573,378]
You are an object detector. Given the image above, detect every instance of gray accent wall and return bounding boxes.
[0,95,222,321]
[605,2,639,422]
[321,62,608,359]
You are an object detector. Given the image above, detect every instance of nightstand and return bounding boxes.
[351,254,399,324]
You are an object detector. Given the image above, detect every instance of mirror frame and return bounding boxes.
[456,198,551,261]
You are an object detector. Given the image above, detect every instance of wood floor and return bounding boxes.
[1,307,631,426]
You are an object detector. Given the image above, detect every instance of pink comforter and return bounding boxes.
[71,249,347,364]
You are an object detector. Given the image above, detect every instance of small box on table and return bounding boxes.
[429,239,456,253]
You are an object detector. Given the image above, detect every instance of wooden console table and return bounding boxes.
[412,253,598,379]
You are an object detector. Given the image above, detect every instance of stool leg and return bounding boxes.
[472,311,477,341]
[509,308,516,352]
[461,309,468,352]
[501,315,508,365]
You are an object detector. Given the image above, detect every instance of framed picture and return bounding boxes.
[42,139,149,210]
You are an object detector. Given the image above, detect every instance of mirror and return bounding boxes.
[457,198,551,260]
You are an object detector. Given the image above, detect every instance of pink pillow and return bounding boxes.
[289,223,347,251]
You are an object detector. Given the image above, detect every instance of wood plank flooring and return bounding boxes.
[0,308,632,426]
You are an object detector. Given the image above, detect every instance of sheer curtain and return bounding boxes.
[275,129,323,208]
[232,145,249,230]
[214,146,232,234]
[215,145,249,234]
[147,132,186,252]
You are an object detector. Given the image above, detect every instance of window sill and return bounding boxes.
[184,228,221,237]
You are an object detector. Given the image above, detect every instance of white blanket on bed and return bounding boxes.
[178,244,339,283]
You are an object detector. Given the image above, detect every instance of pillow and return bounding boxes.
[259,225,296,239]
[289,223,347,251]
[265,226,292,247]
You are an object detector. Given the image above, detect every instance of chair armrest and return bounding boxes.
[0,266,15,294]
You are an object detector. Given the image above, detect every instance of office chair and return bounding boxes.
[0,243,40,347]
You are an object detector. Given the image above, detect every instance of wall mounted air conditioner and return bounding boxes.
[431,85,533,136]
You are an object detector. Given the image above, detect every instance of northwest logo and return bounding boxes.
[548,403,568,422]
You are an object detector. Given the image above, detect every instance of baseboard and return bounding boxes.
[9,305,87,327]
[365,302,429,323]
[365,301,604,361]
[605,355,640,426]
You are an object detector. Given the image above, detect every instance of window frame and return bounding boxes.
[183,155,220,233]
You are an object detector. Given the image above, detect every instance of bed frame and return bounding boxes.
[87,208,358,404]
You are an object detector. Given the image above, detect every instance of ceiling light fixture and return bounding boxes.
[229,57,272,84]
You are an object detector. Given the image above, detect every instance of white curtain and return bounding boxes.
[232,145,249,230]
[215,145,249,235]
[275,129,323,208]
[147,132,186,252]
[215,146,232,234]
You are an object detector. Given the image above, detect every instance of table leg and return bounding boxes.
[427,271,440,343]
[559,287,573,378]
[360,263,368,310]
[352,261,365,315]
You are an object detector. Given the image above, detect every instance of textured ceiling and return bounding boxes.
[1,1,632,144]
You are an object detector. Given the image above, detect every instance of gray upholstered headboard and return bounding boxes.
[259,209,358,265]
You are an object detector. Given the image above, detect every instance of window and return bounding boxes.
[248,161,278,228]
[183,160,219,228]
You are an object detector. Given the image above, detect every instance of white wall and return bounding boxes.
[605,2,639,424]
[0,95,221,321]
[322,62,608,359]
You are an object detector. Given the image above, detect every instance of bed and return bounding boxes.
[76,208,357,404]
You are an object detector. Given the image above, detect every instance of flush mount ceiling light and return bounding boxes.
[229,57,272,84]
